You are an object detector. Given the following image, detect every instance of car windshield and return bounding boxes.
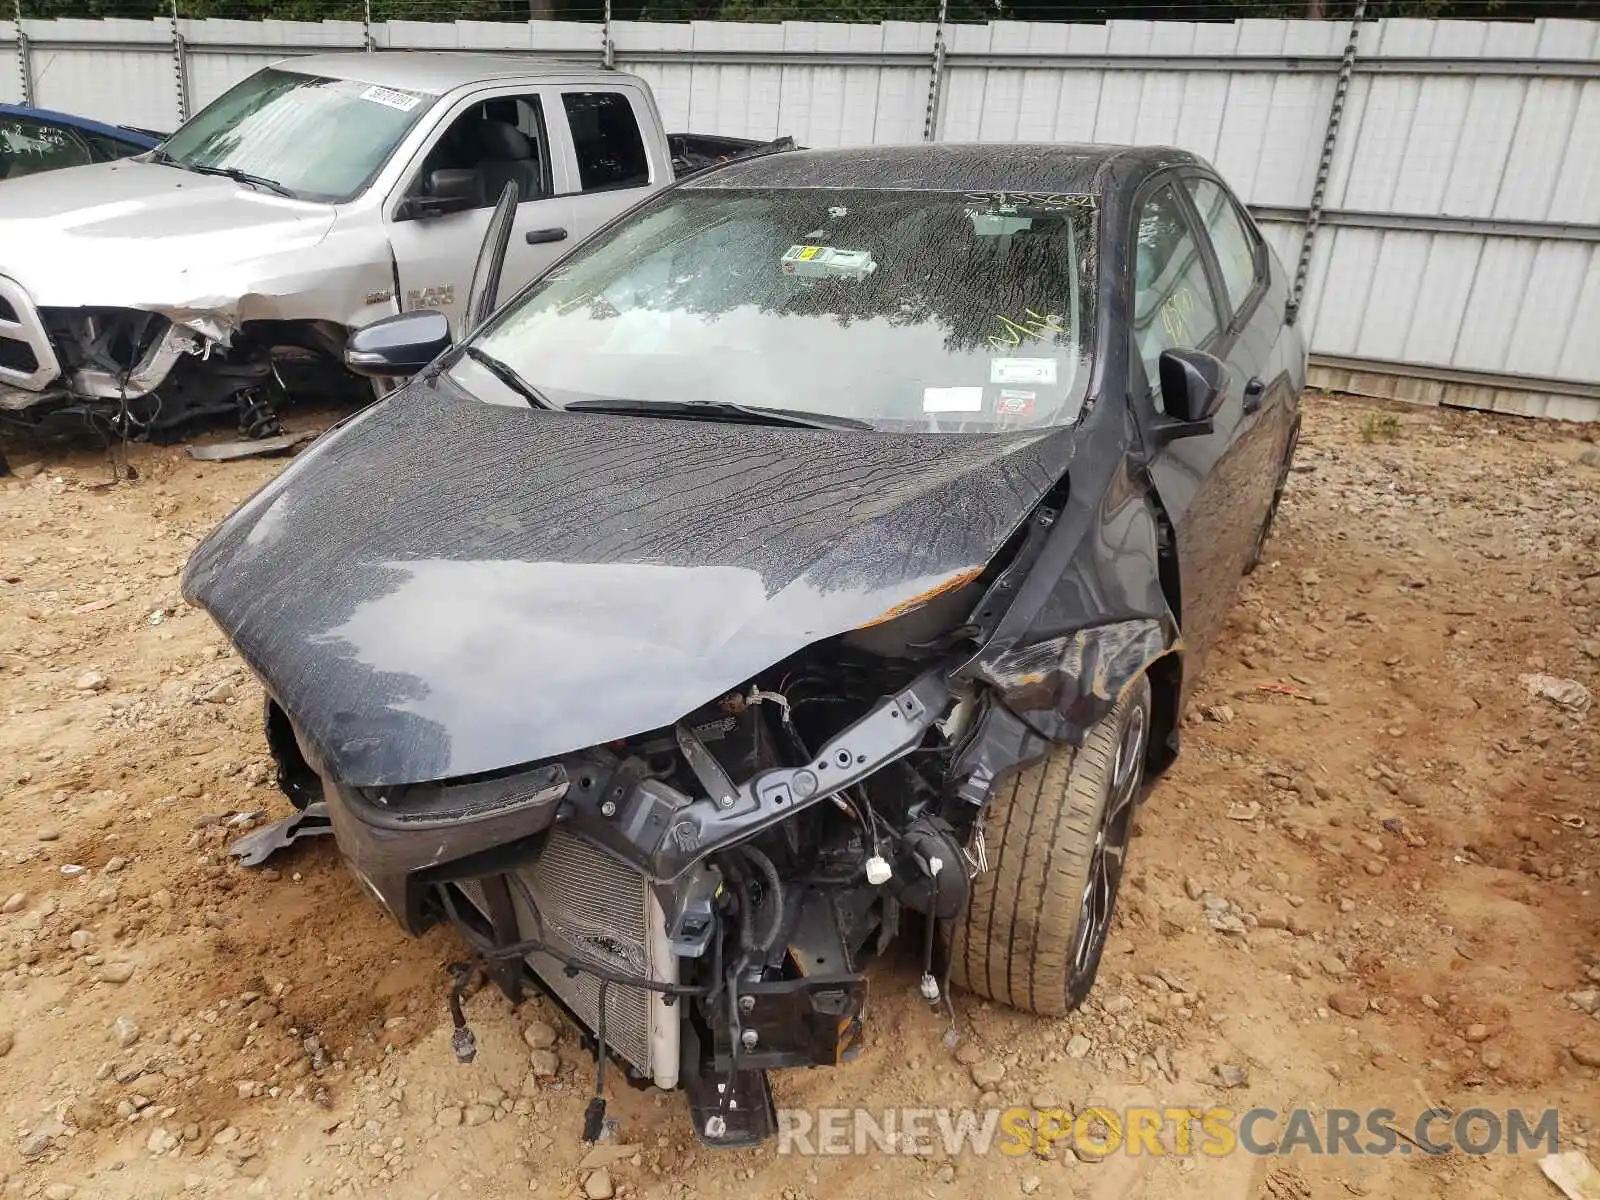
[462,186,1097,432]
[154,68,434,203]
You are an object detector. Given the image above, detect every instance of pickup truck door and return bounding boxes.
[543,86,671,246]
[384,86,578,336]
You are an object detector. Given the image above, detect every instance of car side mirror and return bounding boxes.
[400,168,481,219]
[1155,348,1228,435]
[344,311,452,378]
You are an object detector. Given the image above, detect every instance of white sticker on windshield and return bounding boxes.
[359,85,423,112]
[990,358,1057,385]
[923,386,984,413]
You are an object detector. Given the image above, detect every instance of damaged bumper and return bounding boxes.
[0,275,61,397]
[0,276,206,409]
[311,669,953,935]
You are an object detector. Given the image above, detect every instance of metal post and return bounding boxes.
[363,0,374,52]
[601,0,613,70]
[169,0,190,125]
[12,0,32,108]
[921,0,948,142]
[1287,2,1365,325]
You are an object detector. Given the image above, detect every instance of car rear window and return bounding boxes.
[562,91,650,193]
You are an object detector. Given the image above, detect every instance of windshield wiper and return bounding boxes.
[149,153,297,198]
[459,345,554,409]
[564,398,872,431]
[184,163,298,198]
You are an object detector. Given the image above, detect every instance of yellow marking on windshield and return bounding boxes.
[986,308,1066,350]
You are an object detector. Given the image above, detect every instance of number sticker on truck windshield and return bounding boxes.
[359,85,424,112]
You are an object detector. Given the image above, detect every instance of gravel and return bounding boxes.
[522,1019,558,1050]
[1570,1043,1600,1069]
[969,1060,1006,1088]
[1212,1064,1248,1089]
[1329,992,1368,1018]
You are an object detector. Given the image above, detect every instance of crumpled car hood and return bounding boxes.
[182,377,1077,786]
[0,159,335,317]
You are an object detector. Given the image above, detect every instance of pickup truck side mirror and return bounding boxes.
[345,311,452,378]
[399,168,482,220]
[1151,347,1228,440]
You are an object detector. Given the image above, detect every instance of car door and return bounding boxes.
[384,88,576,337]
[0,114,95,181]
[1126,177,1259,685]
[1178,172,1294,536]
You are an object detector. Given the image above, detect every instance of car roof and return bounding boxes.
[0,103,161,147]
[274,51,629,96]
[685,142,1203,195]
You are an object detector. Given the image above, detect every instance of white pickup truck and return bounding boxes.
[0,52,782,438]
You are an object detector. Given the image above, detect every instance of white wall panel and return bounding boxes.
[1403,235,1483,368]
[1,22,19,104]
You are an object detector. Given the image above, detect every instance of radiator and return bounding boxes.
[457,826,679,1089]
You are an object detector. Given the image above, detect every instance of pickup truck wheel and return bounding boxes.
[949,675,1151,1017]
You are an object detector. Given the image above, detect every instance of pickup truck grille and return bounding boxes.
[0,276,61,392]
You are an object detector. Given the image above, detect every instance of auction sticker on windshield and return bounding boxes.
[995,389,1036,417]
[990,358,1057,386]
[923,386,984,413]
[359,85,423,112]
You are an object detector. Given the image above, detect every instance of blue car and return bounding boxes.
[0,103,162,182]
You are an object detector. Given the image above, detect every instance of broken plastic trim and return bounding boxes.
[71,323,205,400]
[567,669,954,882]
[968,617,1178,745]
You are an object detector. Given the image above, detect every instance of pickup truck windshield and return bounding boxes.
[464,186,1096,432]
[155,68,434,203]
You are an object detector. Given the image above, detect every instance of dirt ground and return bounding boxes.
[1,393,1598,1200]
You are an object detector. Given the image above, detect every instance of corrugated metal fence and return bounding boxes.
[2,14,1598,420]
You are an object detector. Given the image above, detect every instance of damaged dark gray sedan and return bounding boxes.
[181,143,1304,1147]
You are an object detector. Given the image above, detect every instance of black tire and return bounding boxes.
[949,675,1151,1016]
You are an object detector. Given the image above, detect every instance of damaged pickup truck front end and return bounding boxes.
[0,198,375,437]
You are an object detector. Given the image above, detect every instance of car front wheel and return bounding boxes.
[949,675,1151,1016]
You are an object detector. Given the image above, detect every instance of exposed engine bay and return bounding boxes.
[269,617,1016,1147]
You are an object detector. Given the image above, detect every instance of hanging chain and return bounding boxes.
[921,0,949,143]
[1288,1,1366,324]
[13,0,32,108]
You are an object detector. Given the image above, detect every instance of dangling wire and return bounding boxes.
[448,957,479,1064]
[582,980,610,1143]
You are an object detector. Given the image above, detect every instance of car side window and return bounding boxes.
[1185,177,1263,318]
[413,94,550,209]
[81,130,146,163]
[0,116,93,180]
[561,92,650,193]
[1132,184,1223,404]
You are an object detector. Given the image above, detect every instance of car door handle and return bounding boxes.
[525,227,567,245]
[1242,377,1266,414]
